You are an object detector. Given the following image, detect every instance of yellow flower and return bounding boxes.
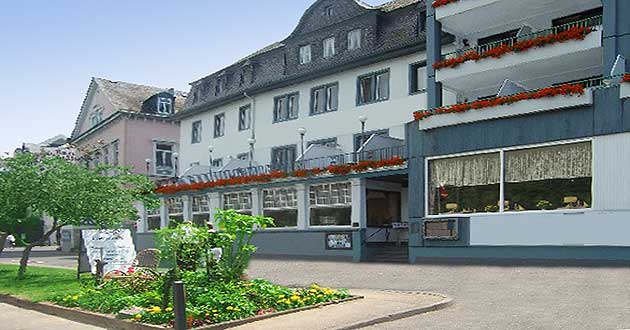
[234,307,240,312]
[165,307,173,312]
[309,289,317,294]
[147,306,162,314]
[71,295,79,300]
[226,306,234,311]
[278,294,285,299]
[205,313,210,317]
[212,309,218,313]
[290,295,299,302]
[134,314,142,320]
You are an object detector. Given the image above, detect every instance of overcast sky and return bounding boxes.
[0,0,392,156]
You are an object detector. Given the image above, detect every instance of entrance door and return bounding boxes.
[366,189,401,242]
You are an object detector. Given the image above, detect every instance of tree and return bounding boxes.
[0,153,158,279]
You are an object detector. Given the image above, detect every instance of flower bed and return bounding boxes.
[433,26,594,70]
[432,0,459,8]
[155,157,405,195]
[413,83,585,121]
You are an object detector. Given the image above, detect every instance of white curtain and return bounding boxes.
[429,153,501,188]
[505,142,592,183]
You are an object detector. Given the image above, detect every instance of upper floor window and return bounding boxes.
[102,146,110,166]
[90,105,104,126]
[274,93,299,123]
[214,113,225,138]
[299,45,312,65]
[323,37,336,58]
[311,83,338,115]
[212,158,223,169]
[271,145,297,172]
[111,141,119,166]
[157,97,173,114]
[324,5,334,16]
[237,153,249,161]
[348,29,362,50]
[239,104,251,131]
[309,137,338,149]
[358,70,390,105]
[191,120,202,144]
[410,62,427,94]
[155,143,175,176]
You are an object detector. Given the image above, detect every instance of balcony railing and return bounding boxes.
[443,15,603,60]
[295,145,408,170]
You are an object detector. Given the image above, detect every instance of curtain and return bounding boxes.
[505,142,592,183]
[429,153,501,188]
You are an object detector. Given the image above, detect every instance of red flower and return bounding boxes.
[432,0,459,8]
[621,74,630,83]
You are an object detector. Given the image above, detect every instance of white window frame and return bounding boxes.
[146,206,161,232]
[238,104,251,131]
[222,191,253,214]
[154,142,175,176]
[90,105,104,126]
[323,37,336,59]
[308,182,353,228]
[214,113,225,138]
[167,197,184,217]
[157,97,173,114]
[262,187,299,228]
[191,121,202,144]
[424,138,593,219]
[299,45,312,64]
[348,29,362,50]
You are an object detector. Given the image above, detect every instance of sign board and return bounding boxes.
[423,219,459,240]
[81,229,136,274]
[325,232,353,250]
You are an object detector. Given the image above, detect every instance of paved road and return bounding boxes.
[0,303,104,330]
[247,259,630,330]
[2,250,630,330]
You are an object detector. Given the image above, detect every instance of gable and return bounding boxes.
[71,80,118,139]
[288,0,372,38]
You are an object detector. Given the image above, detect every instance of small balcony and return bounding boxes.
[415,77,604,131]
[435,15,603,97]
[434,0,602,37]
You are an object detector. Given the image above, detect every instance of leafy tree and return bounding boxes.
[0,153,158,279]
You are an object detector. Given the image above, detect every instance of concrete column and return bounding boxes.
[603,0,630,75]
[296,183,309,230]
[426,5,443,109]
[351,178,367,229]
[182,195,192,222]
[136,202,147,233]
[159,197,169,229]
[208,192,221,228]
[251,188,262,216]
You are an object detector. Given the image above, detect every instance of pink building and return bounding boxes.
[70,78,186,178]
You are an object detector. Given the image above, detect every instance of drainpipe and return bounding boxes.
[243,92,256,165]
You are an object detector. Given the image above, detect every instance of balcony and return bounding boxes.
[435,16,603,97]
[416,77,603,131]
[434,0,602,37]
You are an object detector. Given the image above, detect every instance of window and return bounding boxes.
[323,37,336,58]
[271,145,297,172]
[238,104,251,131]
[237,153,249,161]
[299,45,312,65]
[273,93,299,123]
[157,97,173,114]
[155,144,174,176]
[367,190,401,227]
[223,192,253,215]
[167,197,184,224]
[311,83,338,115]
[146,207,161,231]
[308,137,338,149]
[90,106,104,126]
[552,7,602,29]
[357,70,389,105]
[477,29,519,50]
[427,141,592,215]
[410,62,427,94]
[112,141,119,166]
[309,183,352,226]
[192,195,210,227]
[324,5,334,16]
[348,29,362,50]
[212,158,223,169]
[191,121,202,144]
[214,113,225,138]
[102,146,110,166]
[263,188,298,227]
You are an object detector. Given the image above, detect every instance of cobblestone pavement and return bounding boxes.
[247,259,630,330]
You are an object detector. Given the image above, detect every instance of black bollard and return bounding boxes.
[173,281,187,330]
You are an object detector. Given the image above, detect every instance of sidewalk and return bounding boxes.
[230,290,450,330]
[0,303,104,330]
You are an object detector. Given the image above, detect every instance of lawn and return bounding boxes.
[0,264,82,302]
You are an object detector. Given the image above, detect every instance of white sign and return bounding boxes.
[82,229,136,275]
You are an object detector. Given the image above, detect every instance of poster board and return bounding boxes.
[80,229,136,275]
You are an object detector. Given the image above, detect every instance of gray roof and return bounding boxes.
[377,0,421,12]
[94,78,187,113]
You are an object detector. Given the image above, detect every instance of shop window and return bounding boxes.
[192,195,210,227]
[223,192,253,215]
[167,197,184,225]
[263,188,298,227]
[146,207,161,231]
[309,183,352,226]
[504,142,592,211]
[428,153,501,215]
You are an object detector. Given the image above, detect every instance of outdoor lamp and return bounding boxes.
[297,127,307,159]
[145,158,152,173]
[358,116,368,152]
[247,138,256,167]
[172,152,179,177]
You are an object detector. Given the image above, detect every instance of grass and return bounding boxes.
[0,264,82,302]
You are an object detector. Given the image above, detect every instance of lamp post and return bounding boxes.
[297,127,307,158]
[247,137,256,168]
[172,152,179,178]
[208,146,214,171]
[358,115,368,151]
[145,158,152,175]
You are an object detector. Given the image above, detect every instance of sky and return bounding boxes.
[0,0,391,156]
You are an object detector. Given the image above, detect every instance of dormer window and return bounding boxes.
[90,105,104,126]
[323,37,336,58]
[299,45,312,64]
[157,97,173,114]
[348,29,362,50]
[324,6,334,16]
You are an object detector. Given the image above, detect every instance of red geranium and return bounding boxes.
[621,74,630,83]
[432,0,459,8]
